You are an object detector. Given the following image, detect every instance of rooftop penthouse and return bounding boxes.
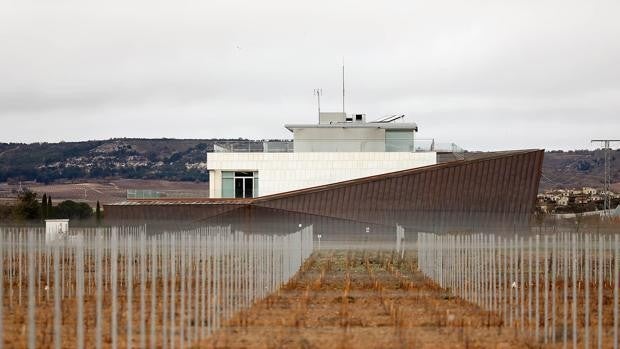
[213,112,461,153]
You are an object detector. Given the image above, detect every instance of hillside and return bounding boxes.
[0,138,244,183]
[541,149,620,191]
[0,139,618,192]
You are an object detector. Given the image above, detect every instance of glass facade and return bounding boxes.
[385,130,414,152]
[222,171,259,198]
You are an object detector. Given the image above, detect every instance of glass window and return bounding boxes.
[222,178,234,198]
[221,171,235,198]
[385,130,413,152]
[221,171,259,198]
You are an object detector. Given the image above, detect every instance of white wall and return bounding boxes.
[293,127,386,152]
[45,219,69,243]
[207,152,436,197]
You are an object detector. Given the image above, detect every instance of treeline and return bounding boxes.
[0,191,103,223]
[0,139,218,183]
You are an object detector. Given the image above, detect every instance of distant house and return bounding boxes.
[550,194,563,202]
[582,187,598,195]
[557,196,570,206]
[574,194,589,205]
[590,195,603,202]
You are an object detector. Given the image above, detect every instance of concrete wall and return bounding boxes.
[207,152,436,197]
[209,170,223,198]
[293,127,386,152]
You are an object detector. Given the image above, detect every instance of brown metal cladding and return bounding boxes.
[253,149,544,227]
[103,203,246,222]
[105,150,544,229]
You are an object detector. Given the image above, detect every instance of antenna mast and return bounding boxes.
[590,139,620,216]
[314,88,322,122]
[342,58,345,115]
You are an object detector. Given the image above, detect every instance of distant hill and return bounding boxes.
[0,140,618,191]
[541,149,620,192]
[0,138,231,183]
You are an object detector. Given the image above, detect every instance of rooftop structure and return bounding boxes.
[287,112,418,153]
[207,113,444,198]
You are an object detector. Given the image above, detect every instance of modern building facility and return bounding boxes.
[105,113,543,234]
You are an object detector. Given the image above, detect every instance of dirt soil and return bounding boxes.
[197,250,531,349]
[1,179,209,206]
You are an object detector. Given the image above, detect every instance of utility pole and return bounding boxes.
[342,58,345,115]
[313,88,322,122]
[590,139,620,216]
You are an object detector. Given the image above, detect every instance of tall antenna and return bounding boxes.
[342,58,345,115]
[313,88,322,122]
[590,139,620,216]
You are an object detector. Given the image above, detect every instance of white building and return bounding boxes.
[556,196,570,206]
[207,113,445,198]
[582,187,598,195]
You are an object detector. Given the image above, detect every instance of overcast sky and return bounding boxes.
[1,0,619,150]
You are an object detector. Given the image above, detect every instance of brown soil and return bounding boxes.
[197,250,530,349]
[1,179,209,206]
[3,250,617,348]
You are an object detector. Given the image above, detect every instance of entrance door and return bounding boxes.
[233,172,255,198]
[244,177,253,198]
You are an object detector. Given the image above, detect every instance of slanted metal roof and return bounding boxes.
[105,149,544,229]
[107,198,252,206]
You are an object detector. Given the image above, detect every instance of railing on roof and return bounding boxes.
[212,139,464,153]
[413,139,464,153]
[213,141,294,153]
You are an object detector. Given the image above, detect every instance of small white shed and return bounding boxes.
[45,219,69,243]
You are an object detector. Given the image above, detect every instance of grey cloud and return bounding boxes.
[0,0,618,150]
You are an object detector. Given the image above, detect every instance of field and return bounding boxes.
[0,179,209,206]
[201,250,526,348]
[0,226,312,349]
[2,227,620,348]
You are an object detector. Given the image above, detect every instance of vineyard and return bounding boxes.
[0,226,312,348]
[2,228,620,348]
[419,232,620,348]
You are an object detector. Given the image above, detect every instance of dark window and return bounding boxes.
[235,171,253,177]
[244,177,253,198]
[234,178,244,198]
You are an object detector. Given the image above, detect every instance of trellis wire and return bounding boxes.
[0,224,313,348]
[418,232,620,347]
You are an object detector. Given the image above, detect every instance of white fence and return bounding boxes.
[418,232,620,347]
[0,225,313,349]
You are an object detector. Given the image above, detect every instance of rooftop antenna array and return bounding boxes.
[372,114,405,123]
[590,139,620,216]
[313,88,322,122]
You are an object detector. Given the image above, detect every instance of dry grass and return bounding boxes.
[198,250,530,349]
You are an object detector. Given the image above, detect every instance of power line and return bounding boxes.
[590,139,620,215]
